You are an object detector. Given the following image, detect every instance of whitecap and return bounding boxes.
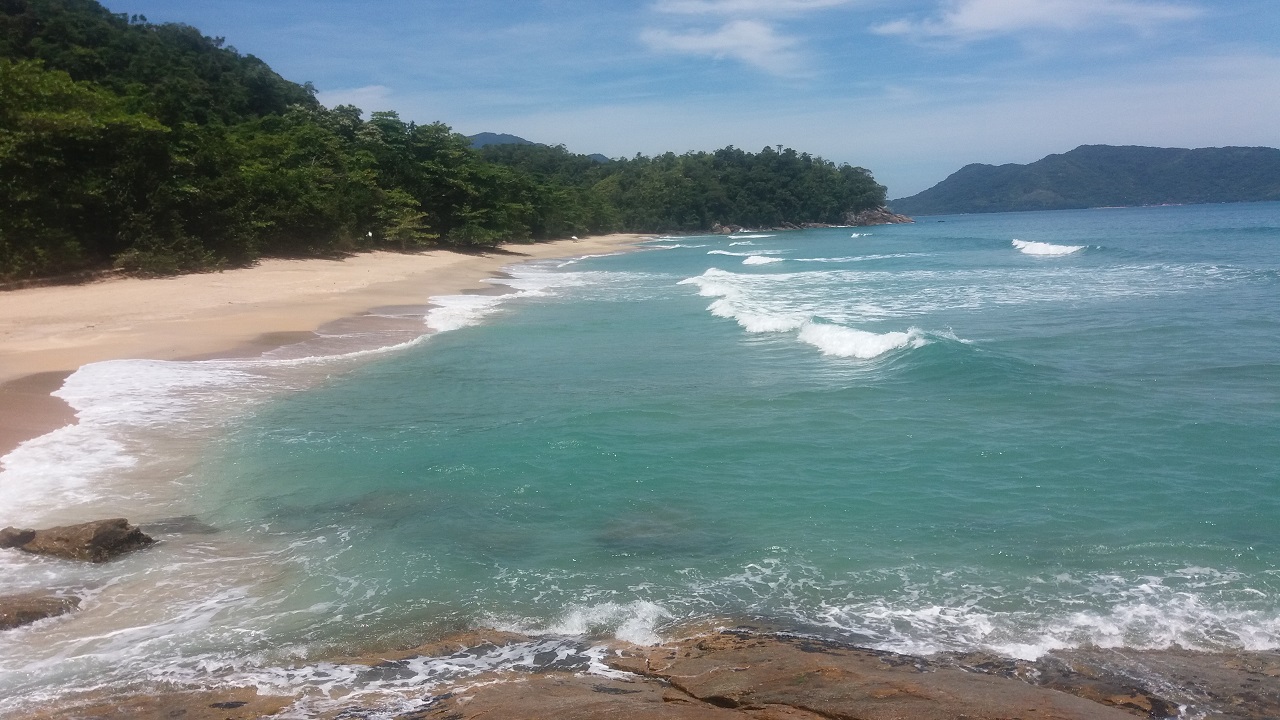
[708,249,784,258]
[794,253,920,264]
[742,256,783,266]
[1012,239,1084,256]
[489,600,673,647]
[797,323,926,359]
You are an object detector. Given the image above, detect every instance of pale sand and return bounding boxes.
[0,234,648,456]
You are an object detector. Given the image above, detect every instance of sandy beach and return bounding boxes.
[0,234,647,457]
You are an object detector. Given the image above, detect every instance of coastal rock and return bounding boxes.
[410,631,1149,720]
[19,630,1280,719]
[0,592,80,630]
[942,651,1179,718]
[15,688,292,720]
[846,206,914,226]
[1046,647,1280,720]
[605,632,1143,720]
[1,519,155,562]
[0,527,36,548]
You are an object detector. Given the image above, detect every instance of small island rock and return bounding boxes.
[1,518,155,562]
[846,206,914,226]
[0,592,80,630]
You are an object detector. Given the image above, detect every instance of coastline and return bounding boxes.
[14,628,1279,719]
[0,234,648,458]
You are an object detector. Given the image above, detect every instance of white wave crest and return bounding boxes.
[742,256,783,266]
[729,241,755,246]
[679,269,927,358]
[491,600,673,646]
[797,323,926,359]
[708,249,784,258]
[0,263,604,526]
[729,234,775,239]
[794,253,920,264]
[1012,239,1084,256]
[425,295,506,332]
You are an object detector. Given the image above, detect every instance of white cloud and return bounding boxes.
[652,0,852,16]
[875,0,1202,41]
[640,19,804,75]
[315,84,393,112]
[455,52,1280,197]
[641,0,853,75]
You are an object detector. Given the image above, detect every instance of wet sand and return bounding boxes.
[0,235,647,458]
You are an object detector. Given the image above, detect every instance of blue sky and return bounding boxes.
[100,0,1279,197]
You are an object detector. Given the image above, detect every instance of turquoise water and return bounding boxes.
[1,202,1278,712]
[204,203,1280,653]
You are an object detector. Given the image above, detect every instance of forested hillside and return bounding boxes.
[0,0,886,281]
[889,145,1280,216]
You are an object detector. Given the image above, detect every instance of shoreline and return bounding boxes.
[0,234,648,458]
[12,627,1278,719]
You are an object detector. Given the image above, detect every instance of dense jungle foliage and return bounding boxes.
[0,0,886,280]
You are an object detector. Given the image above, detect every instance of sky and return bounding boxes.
[99,0,1280,198]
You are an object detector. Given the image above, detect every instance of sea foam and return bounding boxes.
[679,268,927,359]
[708,249,783,257]
[1012,239,1085,256]
[797,323,926,359]
[0,262,601,527]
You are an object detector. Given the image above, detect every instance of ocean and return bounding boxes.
[1,202,1278,716]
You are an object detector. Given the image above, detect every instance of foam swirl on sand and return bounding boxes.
[1013,239,1085,256]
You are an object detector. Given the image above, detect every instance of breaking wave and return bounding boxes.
[1012,239,1085,256]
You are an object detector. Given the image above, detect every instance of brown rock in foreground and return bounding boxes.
[413,632,1148,720]
[1049,647,1280,720]
[17,688,292,720]
[610,633,1144,720]
[1,518,155,562]
[0,592,80,630]
[12,630,1279,719]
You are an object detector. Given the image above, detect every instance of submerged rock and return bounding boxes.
[140,515,221,536]
[1,518,155,562]
[0,592,80,630]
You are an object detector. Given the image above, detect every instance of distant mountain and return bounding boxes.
[467,132,537,149]
[468,132,611,163]
[889,145,1280,216]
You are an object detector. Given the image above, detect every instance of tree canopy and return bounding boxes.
[0,0,887,281]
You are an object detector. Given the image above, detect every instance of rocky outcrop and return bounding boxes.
[845,206,914,226]
[1,519,155,562]
[0,592,80,630]
[13,630,1279,719]
[407,632,1156,720]
[16,688,292,720]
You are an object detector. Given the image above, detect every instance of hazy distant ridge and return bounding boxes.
[889,145,1280,215]
[468,132,610,163]
[467,132,538,149]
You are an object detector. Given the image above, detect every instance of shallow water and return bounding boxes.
[2,203,1278,715]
